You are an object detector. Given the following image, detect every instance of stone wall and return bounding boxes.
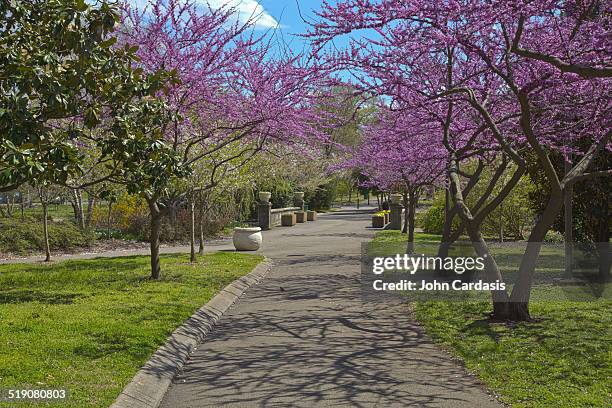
[270,207,301,227]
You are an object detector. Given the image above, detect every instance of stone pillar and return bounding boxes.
[258,202,272,230]
[389,194,402,230]
[293,192,305,211]
[389,204,402,230]
[258,191,272,231]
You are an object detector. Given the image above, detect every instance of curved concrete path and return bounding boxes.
[160,208,503,407]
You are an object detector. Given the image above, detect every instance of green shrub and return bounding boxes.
[306,181,337,211]
[94,191,251,243]
[420,193,458,234]
[420,171,535,240]
[254,180,294,210]
[543,230,564,243]
[271,181,294,209]
[0,217,95,255]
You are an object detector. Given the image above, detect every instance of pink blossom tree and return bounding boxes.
[351,108,447,252]
[309,0,611,320]
[114,0,331,278]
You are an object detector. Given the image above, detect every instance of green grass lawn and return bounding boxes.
[416,300,611,408]
[0,252,263,407]
[1,203,77,221]
[371,231,611,408]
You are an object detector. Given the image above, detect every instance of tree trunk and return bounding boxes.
[70,190,79,221]
[189,198,196,263]
[563,159,573,277]
[437,225,464,260]
[509,193,564,316]
[438,189,458,260]
[41,201,51,262]
[6,192,14,217]
[76,190,85,229]
[406,189,418,255]
[199,212,205,255]
[85,194,96,228]
[499,202,504,243]
[106,201,113,239]
[440,187,453,244]
[465,225,511,318]
[71,189,85,229]
[401,192,408,233]
[148,201,164,280]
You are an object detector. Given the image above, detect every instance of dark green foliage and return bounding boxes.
[527,149,611,244]
[420,197,446,234]
[306,181,338,211]
[0,0,178,192]
[268,180,294,209]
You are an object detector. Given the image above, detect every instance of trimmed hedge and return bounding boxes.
[0,217,94,255]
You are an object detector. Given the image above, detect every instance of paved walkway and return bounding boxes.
[0,207,370,264]
[0,240,235,265]
[160,208,503,407]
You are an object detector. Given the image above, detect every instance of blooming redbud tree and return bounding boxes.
[309,0,611,320]
[349,108,447,252]
[115,0,332,278]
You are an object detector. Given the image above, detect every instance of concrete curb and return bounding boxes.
[110,257,273,408]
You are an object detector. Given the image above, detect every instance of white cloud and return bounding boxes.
[127,0,281,30]
[206,0,280,29]
[129,0,282,29]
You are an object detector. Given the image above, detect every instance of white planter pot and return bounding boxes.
[293,191,305,200]
[258,191,271,203]
[390,194,402,204]
[233,227,263,251]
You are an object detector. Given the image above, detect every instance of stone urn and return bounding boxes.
[293,191,305,200]
[390,194,402,205]
[258,191,271,203]
[233,227,263,251]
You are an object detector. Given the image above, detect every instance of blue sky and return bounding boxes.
[202,0,323,36]
[125,0,364,81]
[257,0,341,54]
[127,0,339,53]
